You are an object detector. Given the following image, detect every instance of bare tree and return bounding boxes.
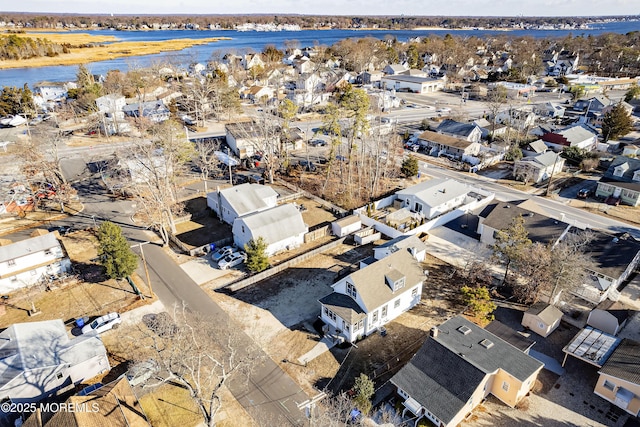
[484,85,508,136]
[193,139,222,193]
[141,306,263,427]
[120,120,195,244]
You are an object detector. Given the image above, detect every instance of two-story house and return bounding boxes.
[318,250,424,343]
[391,316,543,427]
[541,123,598,152]
[0,233,71,293]
[206,183,278,225]
[513,151,565,184]
[595,156,640,207]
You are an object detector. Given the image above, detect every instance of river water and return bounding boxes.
[1,20,638,88]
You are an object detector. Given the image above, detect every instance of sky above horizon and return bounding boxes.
[4,0,640,17]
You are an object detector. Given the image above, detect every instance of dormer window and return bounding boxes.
[385,269,405,292]
[614,163,629,178]
[346,282,357,299]
[633,170,640,182]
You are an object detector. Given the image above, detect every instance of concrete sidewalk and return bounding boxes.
[298,336,337,365]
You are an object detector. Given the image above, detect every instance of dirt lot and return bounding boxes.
[208,248,463,396]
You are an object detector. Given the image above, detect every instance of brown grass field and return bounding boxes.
[0,31,229,69]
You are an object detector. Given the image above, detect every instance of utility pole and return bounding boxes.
[545,152,561,197]
[131,242,153,298]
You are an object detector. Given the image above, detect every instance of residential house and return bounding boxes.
[541,123,598,152]
[380,75,445,94]
[391,316,543,427]
[123,100,170,123]
[382,64,408,75]
[23,377,150,426]
[361,70,384,86]
[96,94,126,118]
[224,121,276,159]
[232,204,307,256]
[396,178,470,220]
[33,82,68,103]
[0,233,71,293]
[596,101,635,129]
[587,308,629,336]
[623,145,640,157]
[521,302,564,337]
[594,339,640,416]
[206,183,278,225]
[573,96,612,114]
[287,72,326,107]
[534,102,566,119]
[241,53,264,70]
[522,139,549,157]
[244,85,276,103]
[435,119,483,143]
[595,156,640,207]
[545,50,579,76]
[513,151,565,184]
[573,230,640,304]
[399,69,428,78]
[491,82,536,99]
[495,107,537,131]
[0,320,110,404]
[416,130,482,160]
[373,234,427,263]
[477,201,571,246]
[293,58,315,74]
[318,250,424,343]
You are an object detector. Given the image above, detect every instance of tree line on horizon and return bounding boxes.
[0,12,636,31]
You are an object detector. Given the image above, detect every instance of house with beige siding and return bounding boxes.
[595,339,640,416]
[391,316,543,427]
[521,302,563,338]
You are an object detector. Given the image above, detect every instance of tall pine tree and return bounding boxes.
[601,103,633,142]
[97,221,138,279]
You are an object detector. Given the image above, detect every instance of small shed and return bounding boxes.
[587,308,629,336]
[332,215,361,237]
[521,302,563,337]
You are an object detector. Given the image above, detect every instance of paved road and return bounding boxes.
[126,231,308,425]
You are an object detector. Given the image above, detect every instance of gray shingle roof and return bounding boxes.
[0,232,60,264]
[578,230,640,280]
[436,119,481,139]
[220,183,278,217]
[318,293,366,324]
[417,130,475,150]
[392,316,542,424]
[599,339,640,385]
[602,155,640,184]
[348,250,424,312]
[480,201,570,245]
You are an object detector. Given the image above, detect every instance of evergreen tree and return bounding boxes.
[352,373,375,415]
[401,155,419,177]
[624,84,640,102]
[601,103,633,142]
[97,221,138,279]
[244,237,269,272]
[461,286,496,322]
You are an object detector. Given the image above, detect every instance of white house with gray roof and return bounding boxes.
[513,151,565,184]
[391,316,543,427]
[0,320,109,404]
[396,178,470,220]
[541,123,598,151]
[0,233,71,293]
[207,183,278,225]
[374,235,427,262]
[318,250,424,343]
[232,204,307,256]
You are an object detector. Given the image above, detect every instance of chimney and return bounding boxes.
[430,327,438,338]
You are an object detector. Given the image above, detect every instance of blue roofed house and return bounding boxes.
[595,156,640,207]
[207,183,279,225]
[435,119,483,143]
[391,316,543,427]
[0,320,110,404]
[318,250,424,343]
[232,203,308,256]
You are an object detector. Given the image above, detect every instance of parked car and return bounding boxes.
[299,160,317,172]
[577,188,593,199]
[126,358,159,387]
[308,139,327,147]
[248,174,265,184]
[81,312,121,334]
[436,107,452,114]
[48,225,72,235]
[218,251,247,270]
[211,246,236,262]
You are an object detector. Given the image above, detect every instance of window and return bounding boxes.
[393,277,405,291]
[381,305,388,318]
[411,287,419,298]
[346,282,357,299]
[44,249,51,256]
[394,299,401,309]
[357,319,364,330]
[502,381,509,392]
[56,372,64,380]
[372,310,378,323]
[603,380,616,391]
[7,260,15,267]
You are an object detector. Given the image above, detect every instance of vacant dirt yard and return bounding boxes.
[208,246,464,396]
